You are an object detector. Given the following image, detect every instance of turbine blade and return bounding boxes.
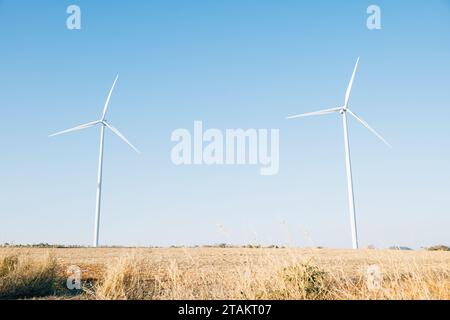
[101,74,119,120]
[49,121,100,137]
[104,122,140,154]
[347,109,392,148]
[344,57,360,108]
[287,107,341,119]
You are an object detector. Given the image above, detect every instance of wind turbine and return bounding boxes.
[49,75,140,247]
[287,58,391,249]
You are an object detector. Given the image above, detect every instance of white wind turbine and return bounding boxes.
[50,75,140,247]
[287,58,391,249]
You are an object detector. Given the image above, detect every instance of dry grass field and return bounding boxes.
[0,247,449,300]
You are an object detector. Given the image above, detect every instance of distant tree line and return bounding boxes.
[1,243,448,251]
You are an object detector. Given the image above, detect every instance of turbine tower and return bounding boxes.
[287,58,391,249]
[50,75,140,247]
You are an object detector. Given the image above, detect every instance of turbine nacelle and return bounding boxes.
[286,58,391,149]
[49,75,140,154]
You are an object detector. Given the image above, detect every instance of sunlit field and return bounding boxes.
[0,247,449,300]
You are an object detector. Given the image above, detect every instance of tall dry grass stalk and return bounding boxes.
[0,253,58,299]
[94,253,157,300]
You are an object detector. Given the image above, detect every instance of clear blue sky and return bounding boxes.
[0,0,449,248]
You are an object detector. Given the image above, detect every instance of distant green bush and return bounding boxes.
[426,245,450,251]
[389,246,413,251]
